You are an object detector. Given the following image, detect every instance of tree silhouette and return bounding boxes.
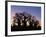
[11,12,41,31]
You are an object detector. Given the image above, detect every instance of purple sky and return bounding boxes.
[11,5,41,21]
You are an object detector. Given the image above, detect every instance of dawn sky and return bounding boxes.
[11,5,41,21]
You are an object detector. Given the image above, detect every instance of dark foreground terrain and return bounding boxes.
[11,25,41,31]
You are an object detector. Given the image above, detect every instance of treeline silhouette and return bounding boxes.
[11,12,41,31]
